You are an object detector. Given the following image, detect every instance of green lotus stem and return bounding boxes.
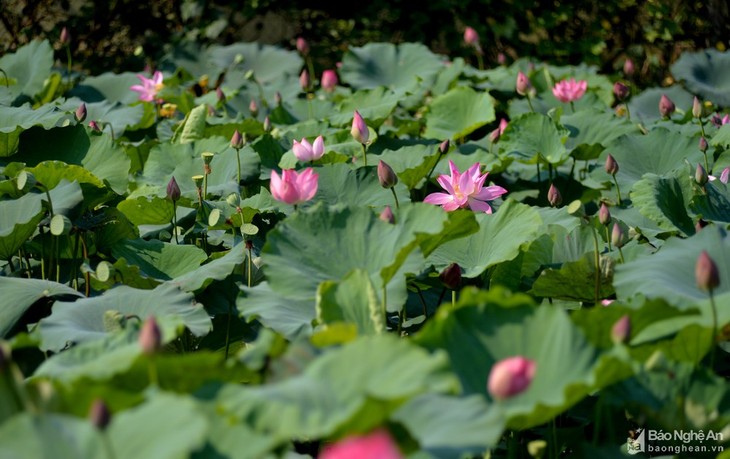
[536,161,541,187]
[79,233,90,297]
[247,244,253,288]
[551,417,559,458]
[65,46,72,87]
[102,433,118,459]
[147,359,158,387]
[605,227,612,252]
[72,231,81,291]
[307,95,313,120]
[390,188,400,209]
[235,148,242,188]
[570,158,576,180]
[612,174,622,206]
[203,174,208,201]
[415,285,428,318]
[618,246,625,264]
[424,150,444,188]
[40,227,46,280]
[592,395,603,444]
[55,238,61,283]
[526,95,535,113]
[382,284,388,331]
[591,224,601,305]
[570,101,575,113]
[709,290,717,369]
[702,151,710,174]
[548,163,554,181]
[306,58,316,94]
[6,257,14,273]
[224,299,232,360]
[171,201,179,244]
[0,68,8,88]
[361,143,368,167]
[475,53,484,71]
[451,290,456,308]
[624,103,631,121]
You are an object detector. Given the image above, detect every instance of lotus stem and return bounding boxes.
[235,148,242,188]
[224,299,232,360]
[526,95,535,113]
[591,224,601,305]
[362,143,368,167]
[172,201,179,244]
[709,290,717,369]
[390,188,400,209]
[612,174,622,206]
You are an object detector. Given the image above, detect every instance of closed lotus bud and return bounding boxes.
[439,139,450,154]
[89,399,111,430]
[231,130,244,149]
[696,163,708,186]
[216,87,225,102]
[695,218,708,233]
[249,99,258,117]
[89,120,101,132]
[611,223,626,248]
[377,160,398,189]
[166,176,180,202]
[321,70,338,91]
[75,103,87,123]
[696,250,720,291]
[692,96,702,119]
[60,27,70,45]
[439,263,462,290]
[605,154,619,175]
[721,167,730,184]
[516,71,532,96]
[623,58,635,76]
[497,52,507,65]
[659,94,675,118]
[547,183,562,207]
[488,356,536,400]
[263,116,271,133]
[699,136,708,153]
[351,110,369,144]
[139,316,162,354]
[274,92,282,106]
[613,82,629,101]
[379,206,395,224]
[611,315,631,344]
[299,69,310,91]
[598,203,611,226]
[296,37,309,55]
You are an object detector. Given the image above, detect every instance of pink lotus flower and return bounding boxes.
[351,110,369,144]
[552,78,587,103]
[292,136,325,162]
[712,113,730,127]
[321,70,338,91]
[424,160,507,213]
[488,356,536,400]
[320,430,402,459]
[270,168,318,205]
[130,71,164,102]
[708,166,730,184]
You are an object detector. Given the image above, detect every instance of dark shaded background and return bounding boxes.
[1,0,728,85]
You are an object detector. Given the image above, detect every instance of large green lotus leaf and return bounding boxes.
[329,87,400,127]
[712,124,730,148]
[193,402,279,459]
[498,112,570,165]
[0,40,53,101]
[68,71,146,104]
[216,334,455,440]
[57,99,145,134]
[167,244,245,293]
[615,226,730,310]
[626,86,695,123]
[0,105,70,156]
[172,104,207,144]
[630,172,695,235]
[238,282,316,339]
[206,42,303,84]
[314,163,411,208]
[0,191,44,260]
[414,288,626,430]
[423,86,495,141]
[671,48,730,107]
[529,253,615,303]
[0,412,102,458]
[37,283,211,351]
[340,42,443,91]
[0,278,82,338]
[562,109,639,159]
[44,179,84,216]
[17,125,130,193]
[117,196,174,226]
[28,161,104,189]
[601,128,702,192]
[316,269,385,336]
[427,200,542,277]
[111,239,208,280]
[377,144,441,190]
[690,180,730,223]
[392,394,504,458]
[138,137,257,199]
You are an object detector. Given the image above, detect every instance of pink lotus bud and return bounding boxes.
[464,27,480,48]
[377,160,398,189]
[139,316,162,354]
[320,429,403,459]
[263,116,271,132]
[699,136,708,152]
[488,356,536,400]
[598,203,611,226]
[321,70,338,91]
[605,154,619,175]
[166,176,181,202]
[720,167,730,184]
[692,96,702,119]
[89,399,111,430]
[611,223,626,248]
[60,27,70,45]
[696,250,720,291]
[296,37,309,55]
[351,110,369,144]
[623,58,635,76]
[489,118,509,143]
[696,163,708,186]
[75,103,87,123]
[379,206,395,224]
[299,69,310,91]
[249,99,258,117]
[270,168,319,205]
[516,71,532,96]
[439,139,450,154]
[216,87,225,102]
[547,183,562,207]
[497,52,507,65]
[89,120,101,132]
[611,315,631,344]
[231,130,244,149]
[439,263,462,290]
[659,94,675,118]
[613,82,629,101]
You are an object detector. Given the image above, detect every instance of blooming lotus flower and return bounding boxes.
[270,168,318,205]
[712,113,730,127]
[424,160,507,213]
[351,110,369,144]
[488,356,536,400]
[130,71,164,102]
[320,430,402,459]
[292,136,325,162]
[722,167,730,184]
[552,78,587,103]
[321,69,338,91]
